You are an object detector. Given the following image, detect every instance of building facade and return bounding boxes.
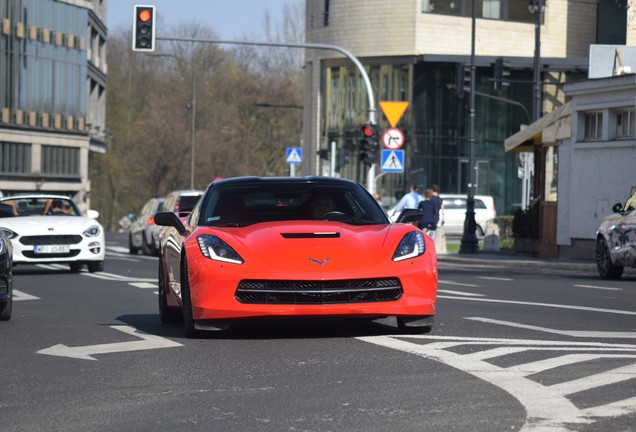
[0,0,107,210]
[303,0,630,214]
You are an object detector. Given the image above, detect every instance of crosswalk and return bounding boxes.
[358,334,636,431]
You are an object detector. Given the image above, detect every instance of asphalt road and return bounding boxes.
[1,232,634,432]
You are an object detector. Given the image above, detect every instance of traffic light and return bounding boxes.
[455,63,471,98]
[358,123,378,165]
[336,147,349,172]
[493,57,510,91]
[132,5,156,52]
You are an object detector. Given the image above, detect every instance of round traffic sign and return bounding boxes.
[381,128,405,150]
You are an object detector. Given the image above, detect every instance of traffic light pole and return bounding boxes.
[155,36,378,191]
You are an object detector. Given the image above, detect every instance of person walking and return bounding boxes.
[430,184,445,228]
[390,183,423,217]
[418,189,438,240]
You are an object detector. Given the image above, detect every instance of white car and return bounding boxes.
[439,194,496,236]
[0,194,105,272]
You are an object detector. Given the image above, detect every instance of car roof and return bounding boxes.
[210,176,361,188]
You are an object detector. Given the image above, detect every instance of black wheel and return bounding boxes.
[0,285,12,321]
[69,262,82,273]
[180,259,200,338]
[87,261,104,273]
[128,234,140,255]
[158,259,182,324]
[596,237,623,280]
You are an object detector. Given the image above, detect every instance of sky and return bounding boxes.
[107,0,296,39]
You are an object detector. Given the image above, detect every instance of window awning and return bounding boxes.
[504,101,572,152]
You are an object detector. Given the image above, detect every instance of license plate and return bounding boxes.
[34,244,70,254]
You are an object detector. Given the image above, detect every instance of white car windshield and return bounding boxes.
[0,197,80,217]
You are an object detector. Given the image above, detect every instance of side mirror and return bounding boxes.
[154,211,187,236]
[87,209,100,219]
[396,208,423,224]
[0,203,14,218]
[612,202,623,213]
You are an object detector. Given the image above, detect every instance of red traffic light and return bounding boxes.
[138,9,152,22]
[360,124,374,137]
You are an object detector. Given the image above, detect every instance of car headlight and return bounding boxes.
[83,225,101,237]
[392,230,426,262]
[197,234,244,264]
[0,228,17,240]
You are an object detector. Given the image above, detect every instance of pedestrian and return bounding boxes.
[418,189,438,240]
[390,183,423,216]
[430,184,445,228]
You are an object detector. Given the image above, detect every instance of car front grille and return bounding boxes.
[235,278,403,305]
[19,235,83,246]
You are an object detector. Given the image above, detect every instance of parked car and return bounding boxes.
[128,197,165,255]
[439,194,496,236]
[0,203,14,320]
[595,191,636,279]
[162,190,204,217]
[154,176,437,337]
[0,194,105,273]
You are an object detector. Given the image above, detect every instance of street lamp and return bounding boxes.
[529,0,546,122]
[147,53,197,189]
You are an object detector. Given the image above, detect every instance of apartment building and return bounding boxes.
[303,0,631,214]
[0,0,108,210]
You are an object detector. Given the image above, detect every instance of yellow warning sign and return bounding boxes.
[379,101,409,128]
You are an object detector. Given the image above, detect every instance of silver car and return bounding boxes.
[595,193,636,279]
[128,197,165,256]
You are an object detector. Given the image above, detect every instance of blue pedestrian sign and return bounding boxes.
[286,147,302,164]
[380,149,404,173]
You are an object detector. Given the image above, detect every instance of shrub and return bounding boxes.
[512,200,539,239]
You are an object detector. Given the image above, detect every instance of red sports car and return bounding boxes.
[155,176,437,337]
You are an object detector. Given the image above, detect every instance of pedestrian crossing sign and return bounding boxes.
[381,149,404,173]
[286,147,302,164]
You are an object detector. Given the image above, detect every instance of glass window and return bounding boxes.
[583,111,602,141]
[616,108,634,139]
[41,145,79,175]
[0,141,31,174]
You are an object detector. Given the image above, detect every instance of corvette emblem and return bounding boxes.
[309,257,331,266]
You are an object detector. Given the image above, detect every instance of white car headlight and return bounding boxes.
[0,228,17,240]
[197,235,244,264]
[392,230,426,262]
[83,225,101,237]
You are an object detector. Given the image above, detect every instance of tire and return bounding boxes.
[180,259,200,338]
[69,262,82,273]
[128,234,140,255]
[0,286,12,321]
[87,261,104,273]
[158,259,182,324]
[596,237,623,280]
[141,234,152,256]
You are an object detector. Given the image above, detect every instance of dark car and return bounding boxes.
[0,203,14,320]
[128,197,165,255]
[595,190,636,279]
[162,190,204,217]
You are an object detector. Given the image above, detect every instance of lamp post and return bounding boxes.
[460,0,479,254]
[529,0,546,122]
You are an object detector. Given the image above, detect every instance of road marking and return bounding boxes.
[36,325,182,361]
[439,295,636,316]
[439,280,481,287]
[13,290,39,301]
[438,289,485,297]
[357,334,636,431]
[476,276,514,281]
[465,317,636,338]
[81,272,156,283]
[129,282,156,289]
[573,284,621,291]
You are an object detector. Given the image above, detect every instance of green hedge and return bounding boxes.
[512,200,540,239]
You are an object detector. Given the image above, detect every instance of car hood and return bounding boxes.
[190,221,427,275]
[0,215,103,236]
[598,210,636,235]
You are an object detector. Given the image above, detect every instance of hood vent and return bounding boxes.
[281,232,339,239]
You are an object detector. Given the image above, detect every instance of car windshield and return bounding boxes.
[199,182,388,227]
[0,197,80,217]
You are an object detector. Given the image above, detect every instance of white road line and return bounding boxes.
[439,295,636,316]
[465,317,636,338]
[508,354,636,376]
[476,276,514,281]
[81,272,156,283]
[573,284,621,291]
[549,363,636,396]
[462,346,530,361]
[438,280,481,288]
[438,289,485,297]
[129,282,156,289]
[13,290,40,301]
[582,396,636,417]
